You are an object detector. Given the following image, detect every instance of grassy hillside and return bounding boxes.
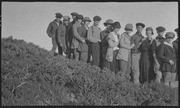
[1,36,178,106]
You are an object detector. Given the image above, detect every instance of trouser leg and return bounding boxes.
[131,53,140,84]
[74,49,79,61]
[163,72,171,86]
[50,37,58,56]
[170,73,177,88]
[120,60,128,80]
[80,51,88,62]
[91,43,100,67]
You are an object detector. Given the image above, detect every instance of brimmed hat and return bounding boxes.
[55,13,63,18]
[124,23,133,31]
[71,12,78,16]
[63,15,70,21]
[93,16,102,21]
[76,14,83,20]
[83,17,91,22]
[112,22,121,29]
[103,19,113,26]
[165,32,175,38]
[146,27,154,35]
[136,22,145,28]
[156,26,166,32]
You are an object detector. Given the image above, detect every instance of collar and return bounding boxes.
[164,41,173,48]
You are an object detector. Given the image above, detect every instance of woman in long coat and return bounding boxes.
[105,22,121,73]
[139,27,155,84]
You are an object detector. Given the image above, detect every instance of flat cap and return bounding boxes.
[71,12,78,16]
[63,15,70,21]
[55,13,63,18]
[156,26,166,32]
[124,23,133,31]
[76,14,83,19]
[174,28,179,32]
[83,17,91,22]
[112,22,121,29]
[104,19,113,26]
[93,16,102,21]
[165,32,175,38]
[136,22,145,28]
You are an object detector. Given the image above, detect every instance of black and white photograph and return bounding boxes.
[1,1,179,106]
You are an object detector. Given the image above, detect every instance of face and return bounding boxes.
[64,20,69,26]
[94,21,100,26]
[56,18,61,22]
[157,31,165,36]
[106,25,111,28]
[113,28,120,33]
[146,30,153,38]
[85,21,90,26]
[166,38,173,43]
[136,26,143,33]
[77,19,82,23]
[126,30,132,35]
[72,15,76,20]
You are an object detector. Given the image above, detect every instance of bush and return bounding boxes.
[1,36,178,106]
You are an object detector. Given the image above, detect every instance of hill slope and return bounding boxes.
[1,37,178,106]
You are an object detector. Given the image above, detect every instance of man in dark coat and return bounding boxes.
[99,19,113,69]
[173,28,178,81]
[67,12,79,59]
[46,13,63,56]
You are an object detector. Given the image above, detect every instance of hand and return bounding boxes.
[154,62,160,70]
[98,39,101,42]
[141,37,146,42]
[130,43,135,49]
[169,60,174,65]
[60,43,63,47]
[82,39,86,43]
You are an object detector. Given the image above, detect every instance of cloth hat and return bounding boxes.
[93,16,102,21]
[112,22,121,29]
[103,19,113,26]
[174,28,179,33]
[136,22,145,28]
[146,27,154,35]
[156,26,166,32]
[63,16,70,21]
[76,14,83,19]
[124,23,133,31]
[165,32,175,38]
[71,12,78,16]
[83,17,91,22]
[55,13,63,18]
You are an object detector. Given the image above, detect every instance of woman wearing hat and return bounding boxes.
[105,22,121,73]
[116,23,135,79]
[100,19,114,69]
[159,32,177,88]
[138,27,155,84]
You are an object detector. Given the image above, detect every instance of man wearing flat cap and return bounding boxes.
[158,32,177,88]
[87,15,102,66]
[151,26,166,83]
[130,22,146,85]
[173,28,178,82]
[56,15,71,56]
[46,13,63,56]
[66,12,79,59]
[99,19,114,69]
[71,14,85,61]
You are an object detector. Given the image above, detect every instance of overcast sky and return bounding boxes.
[2,2,178,51]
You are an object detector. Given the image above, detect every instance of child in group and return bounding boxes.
[158,32,176,88]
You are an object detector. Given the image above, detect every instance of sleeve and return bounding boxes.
[158,45,170,63]
[46,22,52,38]
[120,34,130,50]
[57,27,62,44]
[151,40,156,54]
[87,26,97,42]
[73,24,84,42]
[107,33,116,48]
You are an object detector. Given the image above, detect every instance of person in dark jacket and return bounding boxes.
[87,16,102,66]
[46,13,63,56]
[67,12,79,59]
[77,17,92,62]
[100,19,113,69]
[56,15,70,55]
[158,32,176,88]
[151,26,166,83]
[173,28,178,81]
[139,27,154,84]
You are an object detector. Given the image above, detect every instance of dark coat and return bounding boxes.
[173,39,178,59]
[57,24,67,53]
[158,43,176,72]
[68,21,76,45]
[46,20,61,38]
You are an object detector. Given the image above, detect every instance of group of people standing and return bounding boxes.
[46,12,178,88]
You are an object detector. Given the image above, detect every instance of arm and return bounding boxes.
[46,22,53,38]
[120,34,131,50]
[57,27,63,46]
[158,45,170,63]
[108,33,116,48]
[73,24,84,43]
[151,40,158,63]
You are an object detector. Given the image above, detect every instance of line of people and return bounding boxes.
[46,12,178,88]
